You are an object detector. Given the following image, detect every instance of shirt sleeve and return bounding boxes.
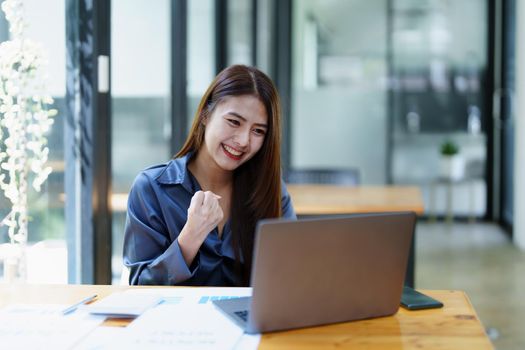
[123,173,199,285]
[281,179,297,219]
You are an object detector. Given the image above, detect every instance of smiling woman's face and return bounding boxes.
[201,95,268,172]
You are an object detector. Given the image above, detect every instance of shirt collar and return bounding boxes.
[155,152,200,193]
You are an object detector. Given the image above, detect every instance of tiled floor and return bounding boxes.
[415,221,525,350]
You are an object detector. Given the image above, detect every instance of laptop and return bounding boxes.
[213,212,416,334]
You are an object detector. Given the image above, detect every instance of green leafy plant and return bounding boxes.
[440,140,459,156]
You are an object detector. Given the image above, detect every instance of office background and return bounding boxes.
[0,0,524,348]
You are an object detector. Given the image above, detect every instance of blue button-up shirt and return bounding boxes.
[123,153,296,286]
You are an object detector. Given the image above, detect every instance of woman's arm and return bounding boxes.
[123,173,223,285]
[123,173,194,285]
[281,180,297,219]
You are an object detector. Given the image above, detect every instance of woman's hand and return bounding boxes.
[177,191,223,266]
[187,190,223,238]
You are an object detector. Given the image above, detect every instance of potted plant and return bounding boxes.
[0,0,56,282]
[439,140,464,180]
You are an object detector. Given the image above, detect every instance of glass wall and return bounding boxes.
[291,0,488,219]
[187,0,254,128]
[390,0,488,218]
[0,0,496,284]
[111,0,172,282]
[187,0,215,129]
[0,0,67,283]
[228,0,254,66]
[291,0,389,184]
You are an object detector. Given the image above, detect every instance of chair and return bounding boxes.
[286,168,360,186]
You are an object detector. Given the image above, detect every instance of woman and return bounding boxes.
[123,65,296,286]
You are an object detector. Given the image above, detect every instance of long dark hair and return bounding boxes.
[175,65,282,285]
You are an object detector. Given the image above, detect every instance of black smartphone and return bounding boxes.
[400,286,444,310]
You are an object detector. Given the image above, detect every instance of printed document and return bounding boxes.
[122,304,244,349]
[0,304,105,350]
[75,287,259,350]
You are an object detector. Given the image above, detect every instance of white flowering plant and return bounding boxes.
[0,0,56,246]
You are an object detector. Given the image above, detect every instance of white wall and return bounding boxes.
[291,0,388,184]
[24,0,65,97]
[112,0,170,97]
[514,0,525,250]
[292,87,387,184]
[187,0,214,96]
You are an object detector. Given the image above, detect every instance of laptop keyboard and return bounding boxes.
[234,310,249,322]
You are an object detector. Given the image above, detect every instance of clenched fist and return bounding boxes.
[177,191,223,266]
[187,190,224,238]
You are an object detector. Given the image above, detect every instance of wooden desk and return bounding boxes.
[287,185,425,216]
[110,186,424,215]
[0,284,492,349]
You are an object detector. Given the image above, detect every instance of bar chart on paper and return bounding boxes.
[159,297,184,305]
[197,296,243,304]
[130,287,253,306]
[158,295,243,305]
